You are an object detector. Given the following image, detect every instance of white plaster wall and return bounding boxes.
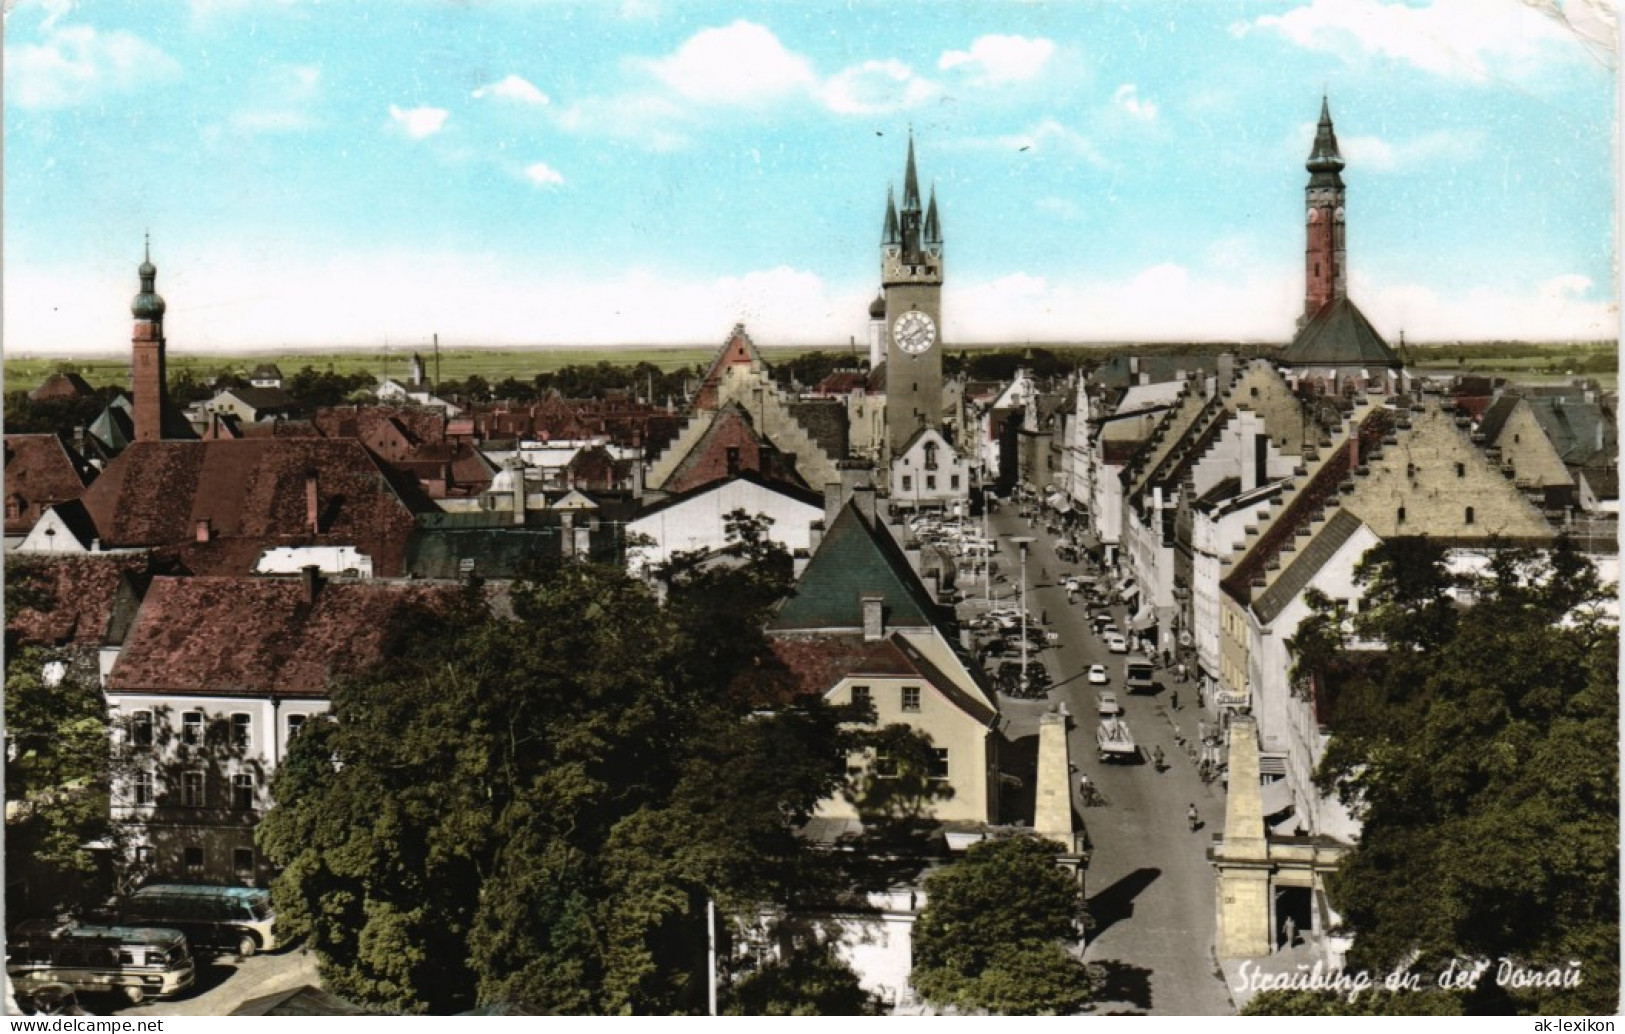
[627,481,821,573]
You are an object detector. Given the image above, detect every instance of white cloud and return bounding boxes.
[1362,273,1616,341]
[641,20,816,105]
[1337,128,1485,171]
[938,34,1056,86]
[4,252,1613,357]
[1112,83,1158,121]
[389,104,449,140]
[523,161,565,187]
[821,59,936,115]
[473,74,549,105]
[4,22,181,110]
[1243,0,1577,81]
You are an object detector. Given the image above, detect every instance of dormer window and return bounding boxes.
[5,494,23,520]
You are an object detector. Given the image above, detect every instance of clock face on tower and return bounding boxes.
[893,310,937,356]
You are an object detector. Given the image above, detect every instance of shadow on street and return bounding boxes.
[1088,959,1156,1013]
[1087,866,1161,939]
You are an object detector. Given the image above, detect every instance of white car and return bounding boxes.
[1105,632,1129,654]
[1096,691,1122,717]
[1087,664,1109,685]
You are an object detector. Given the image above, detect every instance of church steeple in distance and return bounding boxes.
[1302,95,1348,326]
[131,235,171,442]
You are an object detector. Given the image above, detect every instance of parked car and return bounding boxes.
[1087,664,1110,685]
[1105,632,1129,654]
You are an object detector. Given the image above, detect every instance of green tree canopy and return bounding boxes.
[259,556,915,1014]
[1299,536,1618,1015]
[5,646,118,921]
[910,835,1096,1015]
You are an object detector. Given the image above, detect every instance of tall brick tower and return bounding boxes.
[882,133,944,461]
[131,237,169,442]
[1301,97,1347,329]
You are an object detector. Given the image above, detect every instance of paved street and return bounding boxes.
[101,947,321,1017]
[978,504,1234,1016]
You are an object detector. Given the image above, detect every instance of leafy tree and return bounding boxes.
[910,835,1096,1014]
[4,646,118,922]
[260,557,906,1014]
[285,365,376,411]
[1301,536,1618,1015]
[725,942,880,1015]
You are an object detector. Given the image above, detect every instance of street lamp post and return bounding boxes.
[1010,535,1035,692]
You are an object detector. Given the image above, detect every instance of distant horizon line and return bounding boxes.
[7,337,1618,362]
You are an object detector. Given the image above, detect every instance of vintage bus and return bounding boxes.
[1125,655,1157,693]
[121,885,278,957]
[7,924,194,1005]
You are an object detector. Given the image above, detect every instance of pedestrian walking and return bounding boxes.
[1282,915,1298,948]
[1187,803,1199,832]
[1196,685,1205,710]
[1170,690,1179,711]
[1153,745,1165,771]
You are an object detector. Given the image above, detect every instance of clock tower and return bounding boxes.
[881,133,944,461]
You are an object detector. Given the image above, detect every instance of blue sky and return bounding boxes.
[3,0,1616,356]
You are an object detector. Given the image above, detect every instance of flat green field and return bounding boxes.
[5,340,1615,392]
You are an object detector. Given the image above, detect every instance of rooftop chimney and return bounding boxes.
[305,470,320,535]
[808,518,825,554]
[824,482,843,531]
[852,484,878,524]
[861,593,885,642]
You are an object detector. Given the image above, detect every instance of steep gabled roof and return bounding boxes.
[694,324,767,410]
[4,434,93,534]
[633,467,823,521]
[30,372,95,400]
[1252,508,1366,625]
[1474,393,1523,445]
[1280,297,1402,368]
[108,575,461,697]
[663,402,809,494]
[768,501,942,633]
[764,630,995,726]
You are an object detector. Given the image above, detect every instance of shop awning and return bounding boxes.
[1130,604,1156,631]
[1119,584,1141,604]
[1261,778,1294,819]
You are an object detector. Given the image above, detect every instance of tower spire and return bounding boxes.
[924,185,941,245]
[882,186,900,246]
[902,130,922,212]
[1307,95,1344,187]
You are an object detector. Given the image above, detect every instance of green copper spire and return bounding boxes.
[923,186,941,245]
[902,131,922,212]
[882,186,900,245]
[1307,95,1344,187]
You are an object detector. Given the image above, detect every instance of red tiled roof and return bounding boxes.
[815,371,870,395]
[4,434,92,535]
[77,439,435,577]
[764,631,996,725]
[5,554,149,647]
[108,576,461,697]
[29,372,95,401]
[664,403,808,494]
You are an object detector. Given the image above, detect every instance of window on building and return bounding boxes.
[232,774,255,811]
[1513,433,1520,444]
[901,475,913,492]
[134,771,154,806]
[874,751,898,778]
[184,847,204,875]
[182,771,205,808]
[1465,506,1475,525]
[1456,462,1466,478]
[951,475,960,490]
[182,711,204,746]
[926,475,937,491]
[233,848,255,877]
[901,686,921,712]
[134,845,154,867]
[1397,506,1406,524]
[131,711,153,748]
[923,442,938,470]
[725,447,741,475]
[929,749,950,780]
[850,685,871,710]
[231,713,252,749]
[4,495,21,520]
